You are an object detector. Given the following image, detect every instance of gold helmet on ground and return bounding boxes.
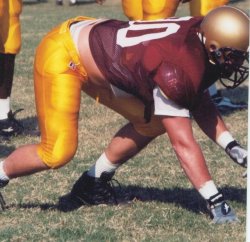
[200,6,249,88]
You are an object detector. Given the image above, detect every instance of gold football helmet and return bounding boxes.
[200,6,249,88]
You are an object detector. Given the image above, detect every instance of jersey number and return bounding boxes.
[117,17,192,47]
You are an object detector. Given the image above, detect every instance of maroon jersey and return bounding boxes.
[89,17,220,111]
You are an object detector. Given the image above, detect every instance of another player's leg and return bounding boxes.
[0,0,23,137]
[122,0,143,20]
[143,0,180,20]
[0,53,23,137]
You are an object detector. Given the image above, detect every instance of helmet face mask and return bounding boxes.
[200,6,249,89]
[210,47,249,88]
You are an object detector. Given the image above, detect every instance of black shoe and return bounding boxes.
[0,110,24,137]
[57,171,118,212]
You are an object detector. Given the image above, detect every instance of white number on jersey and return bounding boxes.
[117,16,192,47]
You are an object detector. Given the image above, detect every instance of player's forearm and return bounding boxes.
[192,93,247,169]
[170,135,212,189]
[192,91,228,142]
[161,116,212,188]
[194,111,228,143]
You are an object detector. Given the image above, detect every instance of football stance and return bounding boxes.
[0,0,23,137]
[0,6,248,223]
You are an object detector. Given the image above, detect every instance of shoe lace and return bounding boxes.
[8,109,24,123]
[93,176,120,205]
[7,109,24,132]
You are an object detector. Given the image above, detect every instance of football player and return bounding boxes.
[0,0,23,137]
[0,6,248,223]
[121,0,247,112]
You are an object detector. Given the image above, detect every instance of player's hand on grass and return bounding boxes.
[225,140,247,178]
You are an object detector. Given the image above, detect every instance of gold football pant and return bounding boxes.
[34,17,164,169]
[122,0,228,20]
[122,0,180,20]
[0,0,22,54]
[189,0,228,16]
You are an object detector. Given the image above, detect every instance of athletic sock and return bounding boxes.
[216,131,235,149]
[0,97,10,120]
[198,180,220,200]
[87,153,120,178]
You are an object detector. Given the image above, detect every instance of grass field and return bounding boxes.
[0,0,249,241]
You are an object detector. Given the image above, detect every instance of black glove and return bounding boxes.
[225,141,247,168]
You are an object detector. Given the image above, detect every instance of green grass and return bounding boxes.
[0,0,248,241]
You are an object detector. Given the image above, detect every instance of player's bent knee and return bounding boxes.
[37,142,78,169]
[143,0,166,16]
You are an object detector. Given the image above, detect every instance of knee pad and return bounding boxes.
[143,0,173,20]
[37,138,78,169]
[190,0,228,16]
[122,0,143,20]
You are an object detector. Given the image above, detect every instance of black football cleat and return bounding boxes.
[0,110,24,137]
[57,171,118,212]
